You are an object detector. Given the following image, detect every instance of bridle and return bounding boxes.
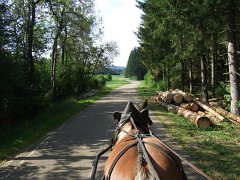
[90,114,186,180]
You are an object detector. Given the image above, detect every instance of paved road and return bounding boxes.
[0,81,208,179]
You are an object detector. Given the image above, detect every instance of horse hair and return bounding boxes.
[135,158,155,180]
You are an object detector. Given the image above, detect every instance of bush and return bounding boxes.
[144,71,155,86]
[144,71,167,91]
[94,74,107,89]
[156,80,168,91]
[105,74,112,81]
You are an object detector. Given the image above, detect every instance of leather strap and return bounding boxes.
[105,142,138,180]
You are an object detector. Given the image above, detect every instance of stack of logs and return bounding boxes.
[153,89,240,128]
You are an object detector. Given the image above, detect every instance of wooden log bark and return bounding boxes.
[197,111,221,123]
[172,105,211,128]
[193,98,225,121]
[174,89,193,102]
[179,102,198,112]
[159,101,177,113]
[212,107,240,123]
[190,102,198,112]
[161,91,174,104]
[180,103,192,110]
[169,90,184,104]
[173,93,183,104]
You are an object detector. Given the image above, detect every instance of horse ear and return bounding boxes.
[123,101,140,114]
[142,99,148,109]
[140,108,153,125]
[113,112,122,122]
[137,99,148,111]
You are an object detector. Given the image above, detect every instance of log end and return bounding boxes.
[195,116,211,128]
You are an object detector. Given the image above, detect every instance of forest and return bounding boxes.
[0,0,119,128]
[126,0,240,115]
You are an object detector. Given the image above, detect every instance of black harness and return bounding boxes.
[90,116,187,180]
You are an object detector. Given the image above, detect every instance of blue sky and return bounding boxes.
[94,0,142,67]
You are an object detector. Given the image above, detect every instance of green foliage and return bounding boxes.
[144,71,167,91]
[136,0,240,103]
[215,82,240,110]
[144,71,155,86]
[0,75,130,162]
[0,0,120,128]
[125,47,146,80]
[216,82,231,101]
[94,74,107,89]
[105,74,112,81]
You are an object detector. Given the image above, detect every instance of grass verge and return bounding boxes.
[0,75,130,163]
[138,81,240,179]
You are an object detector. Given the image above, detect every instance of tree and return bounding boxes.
[136,0,240,110]
[227,0,239,114]
[125,47,146,80]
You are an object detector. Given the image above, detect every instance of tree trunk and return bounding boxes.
[26,0,36,84]
[181,60,185,92]
[51,35,58,96]
[199,22,208,103]
[189,58,193,94]
[200,55,208,103]
[211,34,217,98]
[166,67,171,90]
[227,0,239,115]
[61,20,68,72]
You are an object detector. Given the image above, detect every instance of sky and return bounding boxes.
[94,0,143,67]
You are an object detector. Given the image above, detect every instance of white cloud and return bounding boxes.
[94,0,142,66]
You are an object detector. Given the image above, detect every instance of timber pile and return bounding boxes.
[154,89,240,125]
[79,89,99,98]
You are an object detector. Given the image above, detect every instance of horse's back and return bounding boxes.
[104,139,137,180]
[144,137,185,179]
[104,137,186,180]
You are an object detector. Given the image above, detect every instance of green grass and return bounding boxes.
[0,75,130,163]
[138,81,240,179]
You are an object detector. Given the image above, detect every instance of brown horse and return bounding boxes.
[103,100,187,180]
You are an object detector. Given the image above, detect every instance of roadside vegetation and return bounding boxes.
[0,75,129,163]
[138,81,240,179]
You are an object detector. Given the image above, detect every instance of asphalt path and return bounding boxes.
[0,81,208,180]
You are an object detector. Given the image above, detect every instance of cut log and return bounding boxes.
[172,105,211,128]
[212,107,240,123]
[174,89,193,102]
[159,101,177,113]
[179,102,198,112]
[157,94,162,101]
[161,91,174,104]
[193,98,225,121]
[209,97,223,102]
[173,93,183,104]
[190,102,198,112]
[197,111,221,123]
[169,90,184,104]
[180,103,192,110]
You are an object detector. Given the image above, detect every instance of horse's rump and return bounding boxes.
[104,136,185,180]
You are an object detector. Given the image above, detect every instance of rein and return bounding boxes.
[90,116,211,180]
[129,117,160,180]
